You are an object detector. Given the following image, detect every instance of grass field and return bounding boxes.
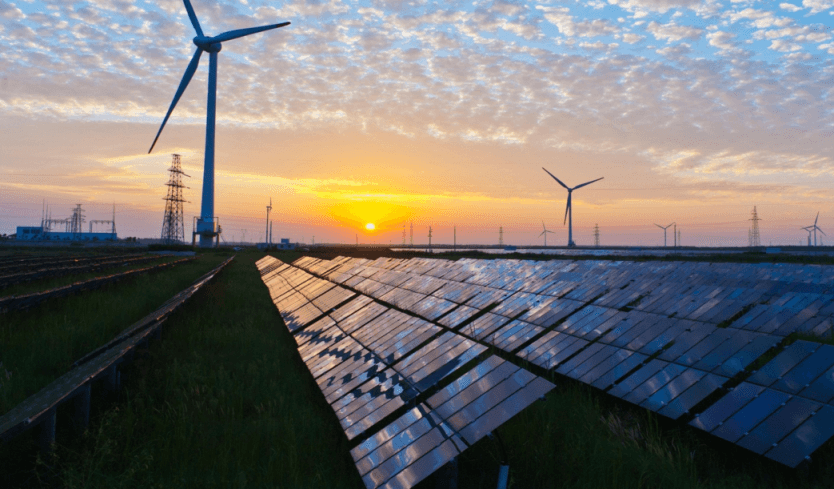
[0,253,226,415]
[2,249,834,488]
[0,254,183,297]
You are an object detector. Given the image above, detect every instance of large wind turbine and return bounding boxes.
[655,222,674,247]
[539,221,555,247]
[148,0,290,247]
[803,212,826,246]
[542,168,603,247]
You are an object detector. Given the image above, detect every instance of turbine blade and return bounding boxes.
[148,48,203,154]
[212,22,291,43]
[818,226,827,236]
[542,167,570,190]
[564,193,571,225]
[573,176,604,190]
[655,223,663,229]
[182,0,203,37]
[815,211,820,226]
[539,230,545,237]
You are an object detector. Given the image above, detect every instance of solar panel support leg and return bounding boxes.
[72,383,91,435]
[434,456,457,489]
[37,408,57,454]
[105,364,121,394]
[496,465,509,489]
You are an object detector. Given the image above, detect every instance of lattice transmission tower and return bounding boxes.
[594,223,600,247]
[499,226,504,246]
[749,206,761,247]
[70,204,85,235]
[161,154,190,244]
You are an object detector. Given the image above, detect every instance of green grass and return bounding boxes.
[0,255,184,297]
[0,254,227,415]
[2,250,833,488]
[32,250,362,488]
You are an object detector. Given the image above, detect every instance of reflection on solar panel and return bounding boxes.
[260,256,554,488]
[280,254,834,470]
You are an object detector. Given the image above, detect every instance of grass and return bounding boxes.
[0,253,227,415]
[2,249,834,488]
[0,255,183,297]
[27,250,363,488]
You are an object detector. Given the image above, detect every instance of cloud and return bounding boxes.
[802,0,834,14]
[646,20,703,42]
[607,0,703,14]
[779,3,804,11]
[538,7,620,37]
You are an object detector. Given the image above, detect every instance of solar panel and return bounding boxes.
[657,373,726,420]
[770,344,834,394]
[581,349,644,388]
[261,256,834,472]
[735,396,822,455]
[765,405,834,467]
[710,388,792,443]
[353,405,463,489]
[428,357,554,445]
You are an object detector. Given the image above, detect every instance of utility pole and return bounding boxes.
[428,226,433,253]
[674,223,677,247]
[454,225,456,251]
[410,221,413,246]
[402,223,406,245]
[265,197,272,246]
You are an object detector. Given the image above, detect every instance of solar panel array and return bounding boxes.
[256,256,554,489]
[285,255,834,469]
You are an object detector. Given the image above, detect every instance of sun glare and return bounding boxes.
[365,223,375,231]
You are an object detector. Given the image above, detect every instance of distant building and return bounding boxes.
[277,238,295,250]
[15,226,117,242]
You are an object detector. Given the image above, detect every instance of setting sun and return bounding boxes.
[365,223,375,231]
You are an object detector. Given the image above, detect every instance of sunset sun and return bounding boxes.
[365,223,375,231]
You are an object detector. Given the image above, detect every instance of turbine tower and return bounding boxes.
[803,227,813,246]
[655,222,675,247]
[265,197,272,246]
[147,0,290,247]
[539,221,555,247]
[804,212,826,247]
[542,168,603,248]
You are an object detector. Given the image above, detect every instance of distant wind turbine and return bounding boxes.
[542,168,603,248]
[539,221,555,247]
[803,226,813,247]
[148,0,290,247]
[803,212,826,247]
[655,222,675,247]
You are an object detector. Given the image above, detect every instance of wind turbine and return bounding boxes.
[804,212,826,247]
[655,222,675,247]
[148,0,290,247]
[803,226,813,247]
[539,221,555,247]
[542,168,603,248]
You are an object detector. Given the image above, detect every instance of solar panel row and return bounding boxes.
[256,256,554,489]
[287,255,834,468]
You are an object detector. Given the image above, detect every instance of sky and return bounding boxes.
[1,0,834,247]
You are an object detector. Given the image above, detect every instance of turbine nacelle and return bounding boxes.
[193,36,222,52]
